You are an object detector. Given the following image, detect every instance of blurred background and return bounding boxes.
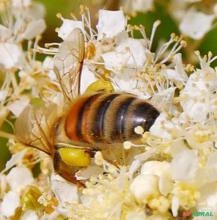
[1,0,217,170]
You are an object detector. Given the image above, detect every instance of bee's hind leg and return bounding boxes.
[53,152,85,187]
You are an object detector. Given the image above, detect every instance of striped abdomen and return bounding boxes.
[65,93,159,145]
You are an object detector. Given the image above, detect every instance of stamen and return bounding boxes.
[149,20,161,51]
[154,34,175,63]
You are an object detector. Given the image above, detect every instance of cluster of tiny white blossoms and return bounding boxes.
[1,0,217,219]
[124,0,217,41]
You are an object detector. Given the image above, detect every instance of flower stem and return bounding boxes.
[0,131,15,140]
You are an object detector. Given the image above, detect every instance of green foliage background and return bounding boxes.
[1,0,217,170]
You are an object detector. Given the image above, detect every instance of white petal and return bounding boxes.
[116,38,147,68]
[51,174,78,204]
[141,161,170,178]
[179,9,214,39]
[151,87,175,112]
[97,10,126,39]
[0,191,20,217]
[207,152,217,169]
[22,19,46,40]
[7,96,30,117]
[110,69,150,98]
[12,0,31,7]
[102,38,146,69]
[149,113,173,139]
[182,100,210,122]
[0,43,23,69]
[58,19,84,40]
[43,56,54,69]
[21,211,39,220]
[174,53,188,82]
[43,57,56,80]
[171,149,198,180]
[0,174,8,198]
[128,159,142,178]
[131,0,154,12]
[3,149,27,173]
[24,2,45,20]
[80,65,97,94]
[198,183,217,215]
[163,69,185,82]
[126,211,146,220]
[159,176,173,196]
[6,167,34,191]
[0,25,12,41]
[171,196,179,217]
[75,165,103,180]
[0,90,8,102]
[130,174,158,201]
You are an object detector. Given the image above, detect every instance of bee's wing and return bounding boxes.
[53,28,85,101]
[15,103,58,155]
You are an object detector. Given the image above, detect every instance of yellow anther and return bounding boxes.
[123,141,132,150]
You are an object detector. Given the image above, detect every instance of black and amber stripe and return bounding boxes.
[65,93,160,145]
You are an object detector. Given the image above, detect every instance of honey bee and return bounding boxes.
[15,28,160,185]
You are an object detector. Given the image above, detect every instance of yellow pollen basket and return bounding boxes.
[58,148,91,167]
[85,78,114,94]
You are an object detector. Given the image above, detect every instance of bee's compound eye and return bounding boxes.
[58,148,91,167]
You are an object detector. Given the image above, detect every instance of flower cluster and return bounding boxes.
[123,0,217,41]
[1,0,217,219]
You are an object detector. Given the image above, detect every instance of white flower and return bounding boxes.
[51,174,78,204]
[179,8,215,39]
[6,167,34,192]
[58,19,84,40]
[183,101,210,122]
[21,19,46,40]
[0,191,20,217]
[141,161,173,196]
[180,68,217,122]
[130,174,158,201]
[171,149,198,180]
[97,10,126,39]
[102,38,147,69]
[0,43,24,69]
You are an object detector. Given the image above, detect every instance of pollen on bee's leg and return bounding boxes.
[58,148,91,167]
